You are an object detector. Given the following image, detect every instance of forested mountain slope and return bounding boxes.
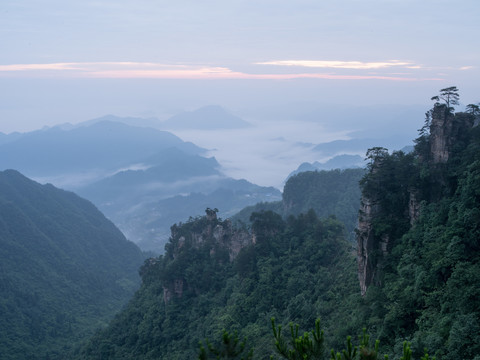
[233,168,364,240]
[356,91,480,358]
[77,89,480,359]
[75,209,359,359]
[0,170,145,359]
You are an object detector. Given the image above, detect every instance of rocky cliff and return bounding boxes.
[140,209,252,304]
[429,104,474,164]
[356,104,475,295]
[357,197,380,296]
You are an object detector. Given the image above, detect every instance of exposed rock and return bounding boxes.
[430,105,453,163]
[408,189,421,225]
[429,104,474,164]
[357,197,380,296]
[228,230,252,261]
[162,209,253,304]
[205,207,218,221]
[357,105,475,296]
[163,278,184,304]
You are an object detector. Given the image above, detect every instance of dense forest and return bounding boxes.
[75,88,480,359]
[74,209,359,359]
[232,168,364,240]
[355,88,480,358]
[0,170,145,359]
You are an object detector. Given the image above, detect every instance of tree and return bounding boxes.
[430,86,459,110]
[199,330,254,360]
[365,147,388,170]
[418,110,433,137]
[271,318,325,360]
[330,330,380,360]
[466,103,480,117]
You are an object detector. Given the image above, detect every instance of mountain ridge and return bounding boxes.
[0,169,146,359]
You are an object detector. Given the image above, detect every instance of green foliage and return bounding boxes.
[77,89,480,359]
[357,91,480,359]
[282,169,364,238]
[204,321,438,360]
[199,330,254,360]
[431,86,459,111]
[0,170,145,359]
[360,148,416,248]
[76,208,360,359]
[466,103,480,117]
[271,318,325,360]
[232,168,363,243]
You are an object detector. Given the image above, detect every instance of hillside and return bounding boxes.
[74,209,359,359]
[0,170,145,359]
[232,168,364,240]
[355,90,480,358]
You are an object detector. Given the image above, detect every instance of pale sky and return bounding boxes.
[1,0,479,132]
[1,0,479,186]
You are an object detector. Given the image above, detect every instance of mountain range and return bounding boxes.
[0,117,280,253]
[0,120,202,185]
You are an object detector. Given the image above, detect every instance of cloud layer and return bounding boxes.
[0,61,442,81]
[256,60,415,69]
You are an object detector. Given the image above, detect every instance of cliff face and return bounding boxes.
[357,197,380,296]
[430,106,453,163]
[429,104,474,164]
[146,209,252,304]
[408,189,421,225]
[356,105,474,295]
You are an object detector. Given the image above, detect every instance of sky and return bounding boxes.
[1,0,480,186]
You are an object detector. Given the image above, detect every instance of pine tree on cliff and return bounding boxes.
[430,86,459,112]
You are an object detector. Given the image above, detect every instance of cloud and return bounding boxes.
[0,63,81,71]
[0,61,440,81]
[256,60,415,69]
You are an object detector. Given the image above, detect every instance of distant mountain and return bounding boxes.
[0,120,203,182]
[313,137,412,157]
[0,170,145,359]
[287,154,365,179]
[0,118,281,253]
[71,114,164,129]
[80,167,282,253]
[161,105,251,130]
[78,147,222,205]
[0,131,23,145]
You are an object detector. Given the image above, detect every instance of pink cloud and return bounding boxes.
[256,60,416,70]
[0,62,441,81]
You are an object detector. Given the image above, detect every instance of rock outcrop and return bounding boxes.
[157,209,252,304]
[408,189,421,225]
[356,105,475,295]
[357,197,380,296]
[429,106,453,163]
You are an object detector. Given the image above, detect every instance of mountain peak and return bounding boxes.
[161,105,251,130]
